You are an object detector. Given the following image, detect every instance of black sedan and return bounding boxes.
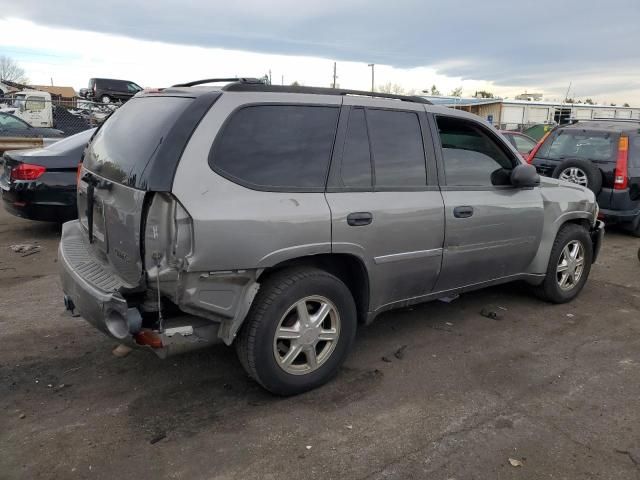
[0,128,95,222]
[0,112,65,155]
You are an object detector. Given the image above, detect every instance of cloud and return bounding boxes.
[1,0,640,103]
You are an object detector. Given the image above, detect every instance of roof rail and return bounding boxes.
[172,77,266,88]
[222,82,432,104]
[570,117,640,124]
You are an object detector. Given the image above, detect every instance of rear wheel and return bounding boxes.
[236,268,357,396]
[101,95,112,104]
[535,224,593,303]
[552,159,602,194]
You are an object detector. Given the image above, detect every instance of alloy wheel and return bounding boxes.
[559,167,588,187]
[273,295,341,375]
[556,240,586,291]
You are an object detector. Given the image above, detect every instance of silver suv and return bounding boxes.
[59,79,604,395]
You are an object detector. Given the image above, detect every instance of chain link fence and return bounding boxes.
[0,94,120,136]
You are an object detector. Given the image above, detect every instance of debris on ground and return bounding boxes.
[438,294,459,303]
[346,425,353,430]
[381,356,392,363]
[480,307,502,320]
[306,445,312,450]
[19,413,26,419]
[149,433,166,445]
[445,322,453,326]
[9,244,41,257]
[508,458,523,467]
[394,345,408,359]
[112,344,132,358]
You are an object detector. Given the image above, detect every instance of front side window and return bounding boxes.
[211,105,339,190]
[437,116,516,186]
[367,109,426,187]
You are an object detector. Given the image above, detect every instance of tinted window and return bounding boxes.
[366,109,426,187]
[0,113,28,129]
[340,108,372,188]
[539,130,615,162]
[212,105,339,190]
[511,134,536,153]
[84,97,192,185]
[437,116,516,186]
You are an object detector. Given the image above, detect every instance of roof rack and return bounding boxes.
[571,117,640,123]
[222,82,432,104]
[172,77,266,88]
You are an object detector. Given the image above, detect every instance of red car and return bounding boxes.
[500,130,538,158]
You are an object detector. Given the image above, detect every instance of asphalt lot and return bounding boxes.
[1,206,639,480]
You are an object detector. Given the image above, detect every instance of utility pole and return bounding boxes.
[268,69,272,85]
[367,63,375,92]
[281,75,284,86]
[332,62,338,89]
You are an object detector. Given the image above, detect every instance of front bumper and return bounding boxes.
[591,220,605,263]
[58,220,142,341]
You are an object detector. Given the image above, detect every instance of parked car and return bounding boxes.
[0,112,64,155]
[59,80,603,395]
[529,119,640,235]
[1,128,95,222]
[87,78,142,104]
[501,130,538,157]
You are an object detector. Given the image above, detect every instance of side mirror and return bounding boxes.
[511,164,540,188]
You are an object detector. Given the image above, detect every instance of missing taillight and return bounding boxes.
[10,163,46,181]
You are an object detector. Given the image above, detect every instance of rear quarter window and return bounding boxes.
[210,105,339,191]
[84,96,193,186]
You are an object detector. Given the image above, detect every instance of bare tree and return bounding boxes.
[450,86,463,97]
[0,56,28,83]
[378,82,405,94]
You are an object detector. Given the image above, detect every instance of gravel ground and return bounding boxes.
[1,206,639,480]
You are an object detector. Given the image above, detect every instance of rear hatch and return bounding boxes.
[533,128,619,207]
[77,94,200,289]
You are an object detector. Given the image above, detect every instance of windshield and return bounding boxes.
[539,130,616,161]
[12,95,26,109]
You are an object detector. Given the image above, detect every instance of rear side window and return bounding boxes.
[340,108,372,188]
[437,116,516,186]
[367,109,426,187]
[211,105,339,191]
[84,96,192,186]
[539,130,616,162]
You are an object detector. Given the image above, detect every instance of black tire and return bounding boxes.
[536,224,593,303]
[236,268,357,396]
[552,159,602,194]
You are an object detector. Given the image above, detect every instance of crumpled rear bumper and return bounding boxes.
[58,220,142,341]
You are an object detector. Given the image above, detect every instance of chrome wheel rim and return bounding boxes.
[102,96,110,103]
[556,240,586,291]
[273,295,340,375]
[559,167,588,187]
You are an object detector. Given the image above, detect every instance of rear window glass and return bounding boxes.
[539,130,616,161]
[84,97,192,185]
[210,105,339,190]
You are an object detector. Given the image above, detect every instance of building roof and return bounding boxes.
[31,85,77,98]
[420,95,502,107]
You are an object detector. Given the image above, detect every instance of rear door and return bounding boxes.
[325,99,444,312]
[78,95,196,288]
[432,114,544,292]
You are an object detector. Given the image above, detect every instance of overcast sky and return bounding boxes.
[1,0,640,104]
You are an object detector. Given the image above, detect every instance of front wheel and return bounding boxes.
[536,224,593,303]
[236,268,357,396]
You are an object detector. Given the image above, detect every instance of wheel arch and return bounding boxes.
[257,253,370,324]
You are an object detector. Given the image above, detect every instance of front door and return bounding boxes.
[431,114,544,292]
[325,100,444,313]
